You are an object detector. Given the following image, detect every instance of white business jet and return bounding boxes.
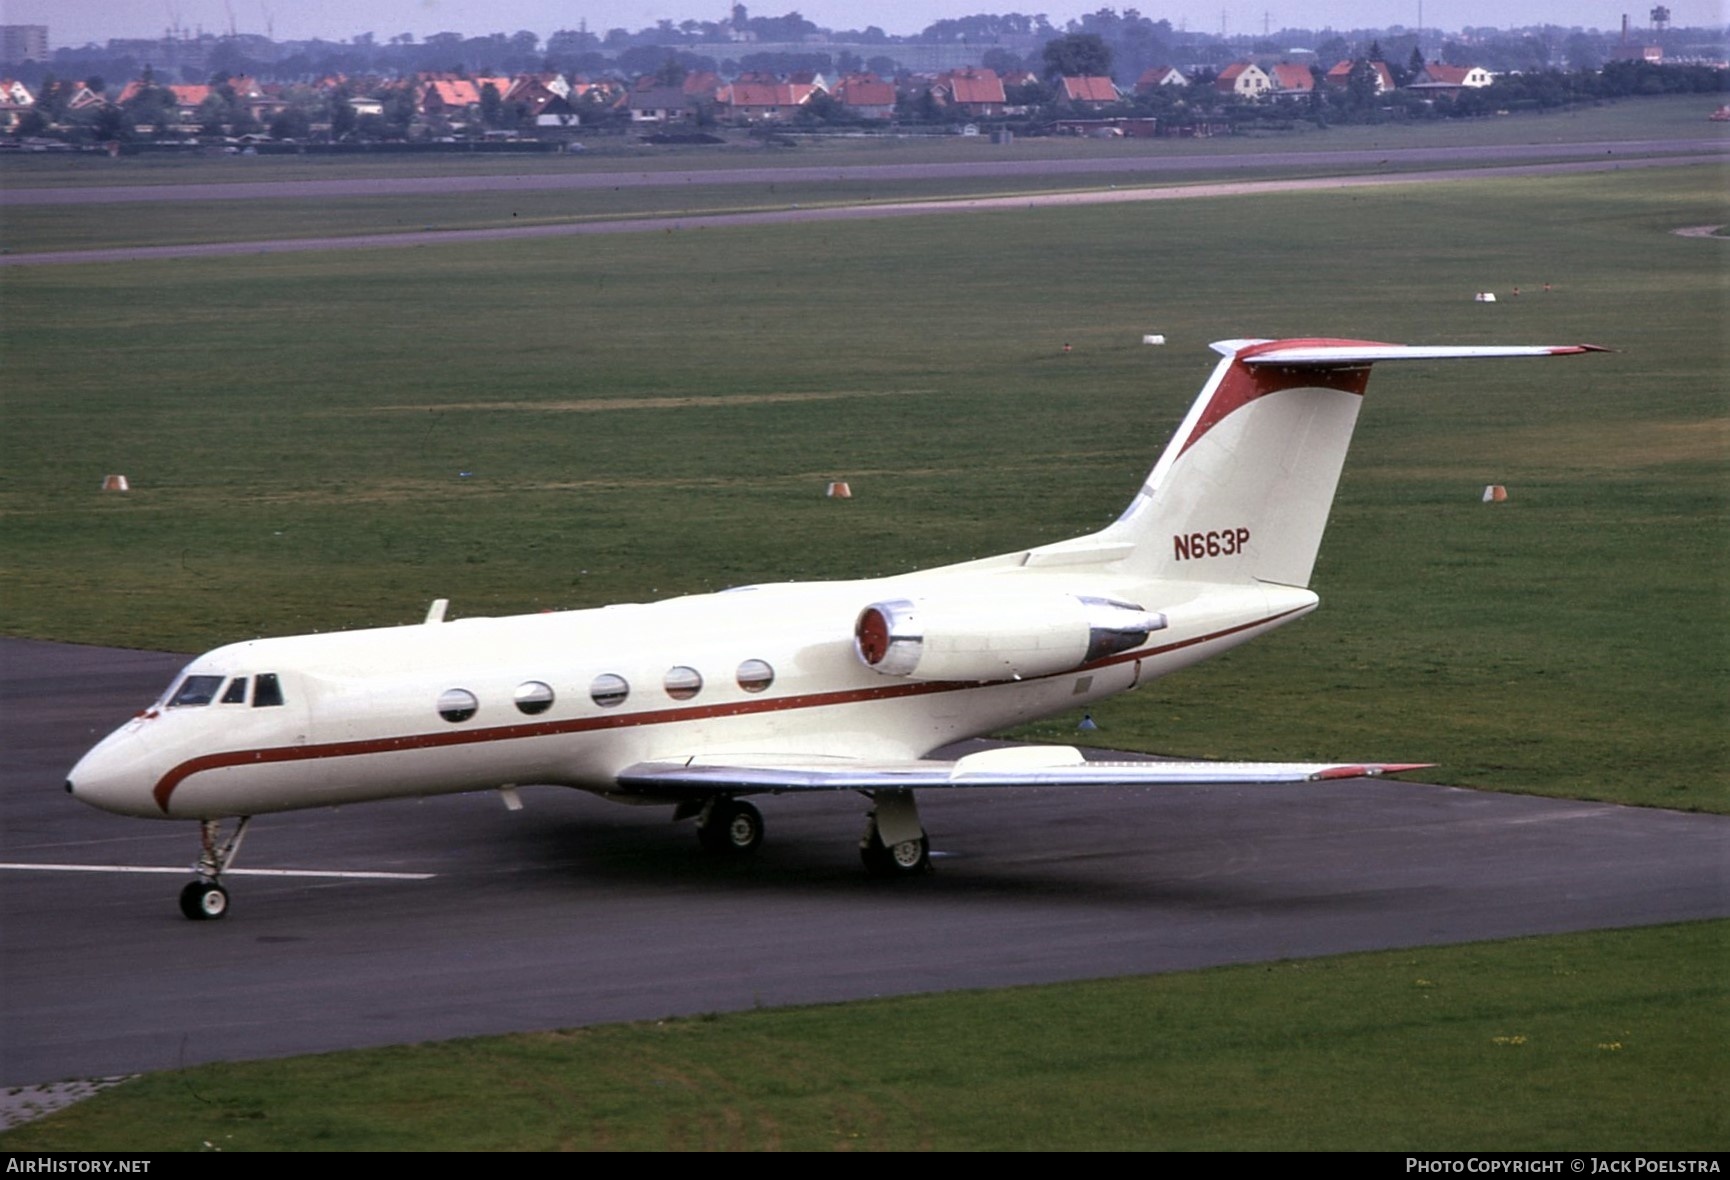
[67,338,1601,919]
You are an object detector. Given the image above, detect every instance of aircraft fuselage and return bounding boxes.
[69,570,1315,821]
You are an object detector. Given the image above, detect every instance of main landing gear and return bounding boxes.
[683,791,931,876]
[695,797,764,855]
[178,816,251,921]
[859,789,931,877]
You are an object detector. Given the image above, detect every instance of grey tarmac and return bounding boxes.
[3,637,1726,1087]
[4,137,1725,206]
[2,145,1724,268]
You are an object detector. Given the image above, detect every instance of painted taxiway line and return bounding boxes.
[0,862,434,880]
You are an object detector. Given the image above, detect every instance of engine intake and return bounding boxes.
[855,594,1166,682]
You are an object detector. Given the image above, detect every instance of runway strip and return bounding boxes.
[6,136,1724,206]
[3,636,1726,1087]
[3,151,1723,268]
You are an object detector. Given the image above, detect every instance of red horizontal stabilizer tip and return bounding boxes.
[1555,344,1613,355]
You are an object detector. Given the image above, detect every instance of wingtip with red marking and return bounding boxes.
[1312,762,1436,781]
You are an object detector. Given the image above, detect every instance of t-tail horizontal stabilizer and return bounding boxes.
[1099,338,1607,587]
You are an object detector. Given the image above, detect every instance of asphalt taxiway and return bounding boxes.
[3,142,1724,268]
[2,636,1725,1086]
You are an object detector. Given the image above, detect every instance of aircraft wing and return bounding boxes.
[614,746,1432,794]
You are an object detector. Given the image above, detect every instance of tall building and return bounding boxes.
[1,25,49,63]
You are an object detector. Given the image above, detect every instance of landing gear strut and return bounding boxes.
[178,816,251,921]
[696,798,764,855]
[860,789,930,877]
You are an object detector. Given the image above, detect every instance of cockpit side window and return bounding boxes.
[253,673,284,708]
[169,675,224,707]
[221,677,249,704]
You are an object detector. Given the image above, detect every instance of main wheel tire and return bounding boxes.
[860,824,930,877]
[179,880,230,921]
[697,799,763,855]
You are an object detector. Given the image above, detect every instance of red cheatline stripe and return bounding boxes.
[151,607,1307,813]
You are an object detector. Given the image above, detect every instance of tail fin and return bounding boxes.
[1094,339,1604,588]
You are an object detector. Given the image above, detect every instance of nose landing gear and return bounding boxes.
[179,817,251,920]
[179,879,229,920]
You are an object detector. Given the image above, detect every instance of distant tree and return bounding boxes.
[1565,32,1604,71]
[746,11,819,41]
[121,71,178,134]
[32,74,69,122]
[796,89,845,123]
[329,94,357,139]
[982,47,1025,75]
[1345,58,1381,114]
[479,81,505,127]
[1314,36,1350,68]
[1042,33,1111,80]
[269,106,310,139]
[86,102,126,141]
[1005,76,1052,106]
[382,86,416,136]
[655,56,689,87]
[196,93,229,136]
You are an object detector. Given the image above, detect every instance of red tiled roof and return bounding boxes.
[836,76,895,106]
[725,82,814,108]
[1060,76,1117,102]
[1420,64,1471,84]
[424,79,482,107]
[945,68,1006,105]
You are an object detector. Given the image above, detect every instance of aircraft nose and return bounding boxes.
[67,729,163,818]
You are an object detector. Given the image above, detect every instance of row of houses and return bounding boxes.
[3,67,1028,131]
[1200,60,1494,101]
[2,59,1502,136]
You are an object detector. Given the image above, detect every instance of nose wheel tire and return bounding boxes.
[179,880,230,921]
[697,799,764,855]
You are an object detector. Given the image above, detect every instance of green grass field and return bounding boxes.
[3,164,1723,809]
[0,110,1724,1148]
[2,921,1723,1150]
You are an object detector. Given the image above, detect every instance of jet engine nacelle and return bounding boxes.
[854,594,1167,682]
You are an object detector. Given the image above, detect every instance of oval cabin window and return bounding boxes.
[736,659,774,694]
[590,674,629,708]
[438,688,479,723]
[663,666,703,701]
[514,681,555,715]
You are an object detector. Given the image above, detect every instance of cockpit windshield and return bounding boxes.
[168,675,225,707]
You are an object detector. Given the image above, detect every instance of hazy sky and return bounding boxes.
[8,0,1722,52]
